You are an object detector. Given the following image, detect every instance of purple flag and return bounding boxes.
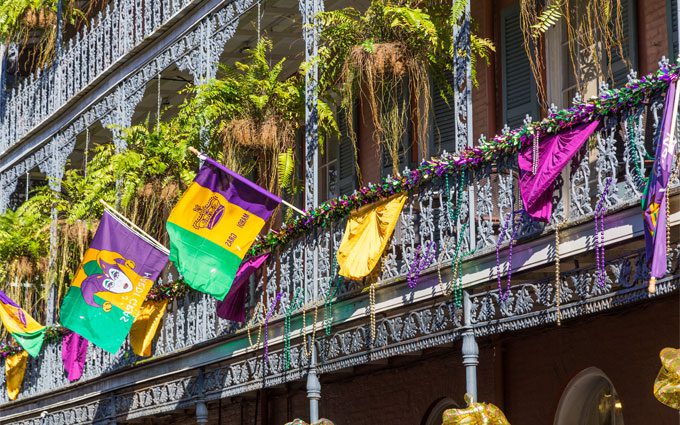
[644,78,679,284]
[519,120,601,222]
[216,253,270,322]
[62,332,88,382]
[60,211,169,353]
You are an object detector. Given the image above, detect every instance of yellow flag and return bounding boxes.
[337,194,406,280]
[129,300,169,357]
[654,347,680,410]
[5,350,28,401]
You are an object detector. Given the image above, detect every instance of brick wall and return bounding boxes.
[638,0,671,75]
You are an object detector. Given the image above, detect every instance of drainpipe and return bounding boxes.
[306,341,321,422]
[462,290,479,401]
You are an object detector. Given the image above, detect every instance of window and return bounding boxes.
[554,368,625,425]
[430,71,457,155]
[329,106,357,199]
[501,5,540,128]
[546,0,637,108]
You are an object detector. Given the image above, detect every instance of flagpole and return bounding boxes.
[99,199,170,255]
[187,147,307,216]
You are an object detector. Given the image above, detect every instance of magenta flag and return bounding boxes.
[216,253,270,323]
[62,332,88,382]
[643,78,679,282]
[519,119,601,222]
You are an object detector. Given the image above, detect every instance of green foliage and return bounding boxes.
[179,38,337,193]
[0,0,85,67]
[530,2,563,38]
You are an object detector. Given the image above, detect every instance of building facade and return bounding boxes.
[0,0,678,424]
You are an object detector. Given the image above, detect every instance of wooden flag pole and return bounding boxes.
[187,147,307,216]
[99,199,170,255]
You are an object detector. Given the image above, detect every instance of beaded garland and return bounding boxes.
[249,63,678,256]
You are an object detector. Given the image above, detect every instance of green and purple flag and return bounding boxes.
[643,77,679,282]
[166,155,280,300]
[0,291,45,357]
[60,211,169,354]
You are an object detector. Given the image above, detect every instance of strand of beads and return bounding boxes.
[324,257,339,336]
[626,113,649,191]
[407,240,437,289]
[247,301,266,350]
[496,211,519,301]
[554,223,562,326]
[263,292,282,369]
[301,304,319,359]
[594,177,613,288]
[283,288,304,370]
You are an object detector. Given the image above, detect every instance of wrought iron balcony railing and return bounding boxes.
[0,88,676,406]
[0,0,195,154]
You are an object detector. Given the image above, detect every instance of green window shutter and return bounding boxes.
[610,0,638,87]
[431,71,456,155]
[668,0,678,59]
[501,5,539,129]
[337,107,357,196]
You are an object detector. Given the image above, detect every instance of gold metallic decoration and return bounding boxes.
[442,394,510,425]
[653,347,680,410]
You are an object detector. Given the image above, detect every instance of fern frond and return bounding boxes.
[277,148,295,191]
[530,2,563,38]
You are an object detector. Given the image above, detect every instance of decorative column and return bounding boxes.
[453,0,475,251]
[195,401,209,424]
[299,0,323,419]
[299,0,323,211]
[306,341,321,423]
[461,290,479,401]
[195,369,209,424]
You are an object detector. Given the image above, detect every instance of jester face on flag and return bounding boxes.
[166,154,280,301]
[0,291,45,357]
[60,211,168,353]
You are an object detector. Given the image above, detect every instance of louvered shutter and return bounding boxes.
[668,0,678,58]
[501,5,539,129]
[431,71,456,155]
[609,0,637,87]
[337,107,357,196]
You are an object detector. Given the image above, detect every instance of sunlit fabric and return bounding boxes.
[5,350,28,401]
[130,299,169,357]
[643,78,680,286]
[62,332,88,382]
[442,395,510,425]
[337,194,407,280]
[654,347,680,410]
[0,290,46,357]
[518,119,600,222]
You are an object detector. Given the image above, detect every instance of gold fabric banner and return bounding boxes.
[337,194,406,280]
[129,299,169,357]
[5,350,28,401]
